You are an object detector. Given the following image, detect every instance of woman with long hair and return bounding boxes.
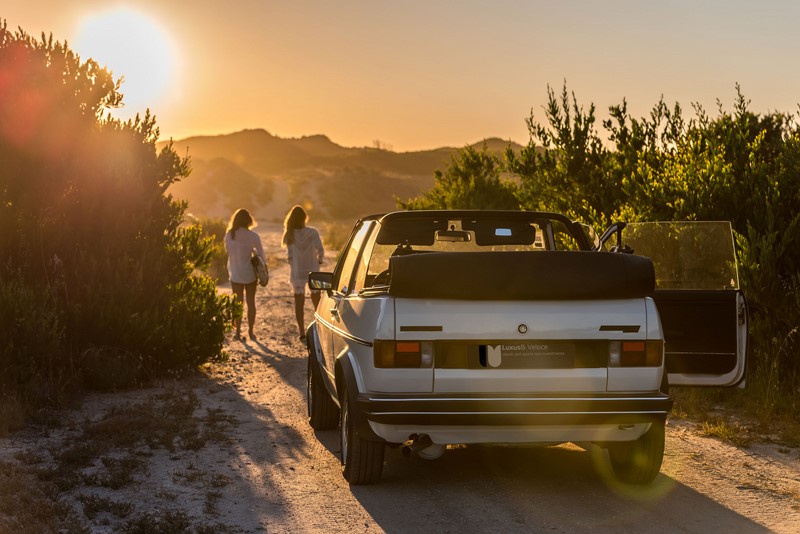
[224,208,266,341]
[282,205,324,340]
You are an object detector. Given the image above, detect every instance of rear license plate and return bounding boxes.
[479,342,576,369]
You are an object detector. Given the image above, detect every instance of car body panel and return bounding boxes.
[394,297,655,394]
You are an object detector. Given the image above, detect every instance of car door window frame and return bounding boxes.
[351,224,380,294]
[333,221,374,296]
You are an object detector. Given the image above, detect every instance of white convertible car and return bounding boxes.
[305,210,748,485]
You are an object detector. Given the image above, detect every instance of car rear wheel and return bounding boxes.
[340,387,384,485]
[607,421,665,484]
[307,350,338,430]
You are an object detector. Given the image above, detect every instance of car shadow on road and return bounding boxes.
[320,440,771,533]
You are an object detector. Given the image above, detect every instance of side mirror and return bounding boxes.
[308,272,333,294]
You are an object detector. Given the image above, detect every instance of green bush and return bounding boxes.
[0,274,69,422]
[191,217,229,283]
[0,23,236,409]
[400,144,518,210]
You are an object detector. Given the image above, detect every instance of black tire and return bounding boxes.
[608,421,665,484]
[307,350,338,430]
[340,387,384,485]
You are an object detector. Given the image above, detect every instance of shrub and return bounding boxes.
[0,23,236,407]
[0,272,71,416]
[191,217,229,283]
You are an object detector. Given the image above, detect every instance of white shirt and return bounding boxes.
[287,226,324,292]
[224,228,265,284]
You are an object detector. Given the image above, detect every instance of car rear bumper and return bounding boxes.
[357,393,672,427]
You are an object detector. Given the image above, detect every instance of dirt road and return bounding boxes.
[2,226,799,533]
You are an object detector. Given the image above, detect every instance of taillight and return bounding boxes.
[374,340,434,368]
[608,340,663,367]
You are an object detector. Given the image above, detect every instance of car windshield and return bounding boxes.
[624,221,739,290]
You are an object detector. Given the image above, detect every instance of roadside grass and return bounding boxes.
[779,425,800,450]
[203,490,223,516]
[120,509,191,533]
[0,460,87,534]
[670,386,800,450]
[668,387,716,420]
[1,381,239,532]
[173,462,231,489]
[78,494,134,521]
[700,418,752,448]
[194,522,239,534]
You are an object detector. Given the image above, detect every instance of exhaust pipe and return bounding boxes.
[400,434,433,458]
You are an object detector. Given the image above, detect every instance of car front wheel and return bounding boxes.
[340,386,384,485]
[607,421,665,484]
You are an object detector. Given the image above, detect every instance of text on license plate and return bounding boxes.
[478,342,576,369]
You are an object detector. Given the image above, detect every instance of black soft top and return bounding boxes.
[388,250,655,300]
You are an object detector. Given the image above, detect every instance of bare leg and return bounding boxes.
[231,282,245,339]
[294,293,305,337]
[245,282,257,339]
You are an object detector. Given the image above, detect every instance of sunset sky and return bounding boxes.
[4,1,800,151]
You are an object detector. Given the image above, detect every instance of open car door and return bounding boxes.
[620,222,748,387]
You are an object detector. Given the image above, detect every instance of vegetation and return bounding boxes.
[399,144,518,210]
[0,385,238,532]
[404,82,800,425]
[700,418,752,448]
[189,216,229,283]
[0,22,236,428]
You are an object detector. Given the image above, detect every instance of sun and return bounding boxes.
[74,7,178,119]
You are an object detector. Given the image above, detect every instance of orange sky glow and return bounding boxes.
[4,1,800,152]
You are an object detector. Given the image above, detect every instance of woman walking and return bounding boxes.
[224,208,266,341]
[282,205,324,340]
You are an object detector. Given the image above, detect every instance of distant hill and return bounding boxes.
[160,129,522,223]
